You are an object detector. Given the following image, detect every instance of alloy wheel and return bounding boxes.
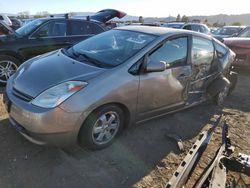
[92,111,120,145]
[0,60,18,83]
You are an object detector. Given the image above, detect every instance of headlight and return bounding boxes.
[31,81,88,108]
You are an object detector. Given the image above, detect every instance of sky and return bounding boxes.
[1,0,250,17]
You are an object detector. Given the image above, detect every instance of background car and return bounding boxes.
[0,9,126,84]
[0,14,12,26]
[9,17,23,29]
[223,26,250,68]
[0,21,14,36]
[181,23,211,35]
[4,26,236,150]
[161,22,185,29]
[213,26,245,41]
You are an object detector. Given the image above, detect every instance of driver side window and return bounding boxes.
[32,20,67,38]
[148,37,188,67]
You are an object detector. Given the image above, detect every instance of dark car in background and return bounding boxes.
[0,9,126,84]
[181,23,211,35]
[0,21,14,36]
[9,17,23,30]
[213,26,245,41]
[223,26,250,68]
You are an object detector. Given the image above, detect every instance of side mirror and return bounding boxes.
[146,61,169,73]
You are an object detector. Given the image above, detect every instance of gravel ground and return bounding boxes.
[0,72,249,188]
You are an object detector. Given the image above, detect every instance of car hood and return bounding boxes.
[12,50,105,98]
[223,37,250,48]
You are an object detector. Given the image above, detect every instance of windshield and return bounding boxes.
[70,29,156,67]
[217,27,241,35]
[15,19,45,36]
[238,28,250,38]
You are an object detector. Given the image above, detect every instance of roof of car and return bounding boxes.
[116,25,212,39]
[117,26,187,36]
[183,23,208,26]
[35,17,99,22]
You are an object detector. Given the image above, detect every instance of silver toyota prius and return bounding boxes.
[3,26,237,149]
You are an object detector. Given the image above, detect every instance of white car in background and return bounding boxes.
[0,14,12,26]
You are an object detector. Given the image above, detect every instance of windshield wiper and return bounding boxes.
[68,48,104,68]
[77,53,104,68]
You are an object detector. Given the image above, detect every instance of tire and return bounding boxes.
[214,82,230,106]
[0,55,20,86]
[227,71,238,95]
[78,105,125,150]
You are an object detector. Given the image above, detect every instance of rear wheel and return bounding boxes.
[0,55,20,85]
[215,83,230,106]
[78,105,125,150]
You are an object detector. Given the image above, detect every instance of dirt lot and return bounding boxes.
[0,71,249,188]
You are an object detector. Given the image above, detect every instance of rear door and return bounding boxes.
[21,20,69,59]
[67,20,104,45]
[137,35,192,120]
[189,36,215,99]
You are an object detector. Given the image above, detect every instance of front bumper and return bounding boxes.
[4,79,83,146]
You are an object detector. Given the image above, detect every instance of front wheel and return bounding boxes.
[0,55,20,85]
[78,105,125,150]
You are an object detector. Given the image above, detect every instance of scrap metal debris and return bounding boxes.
[165,113,250,188]
[165,134,184,152]
[166,114,225,188]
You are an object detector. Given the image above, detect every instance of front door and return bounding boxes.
[21,20,69,59]
[137,36,192,120]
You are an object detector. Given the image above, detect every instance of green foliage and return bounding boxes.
[176,14,181,22]
[139,16,144,23]
[231,22,241,26]
[34,11,50,18]
[181,15,189,22]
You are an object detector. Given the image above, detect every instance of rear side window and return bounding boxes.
[192,25,201,32]
[214,41,228,58]
[202,26,210,34]
[148,37,188,67]
[0,16,3,20]
[91,23,104,34]
[69,20,103,35]
[183,25,191,30]
[192,37,214,65]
